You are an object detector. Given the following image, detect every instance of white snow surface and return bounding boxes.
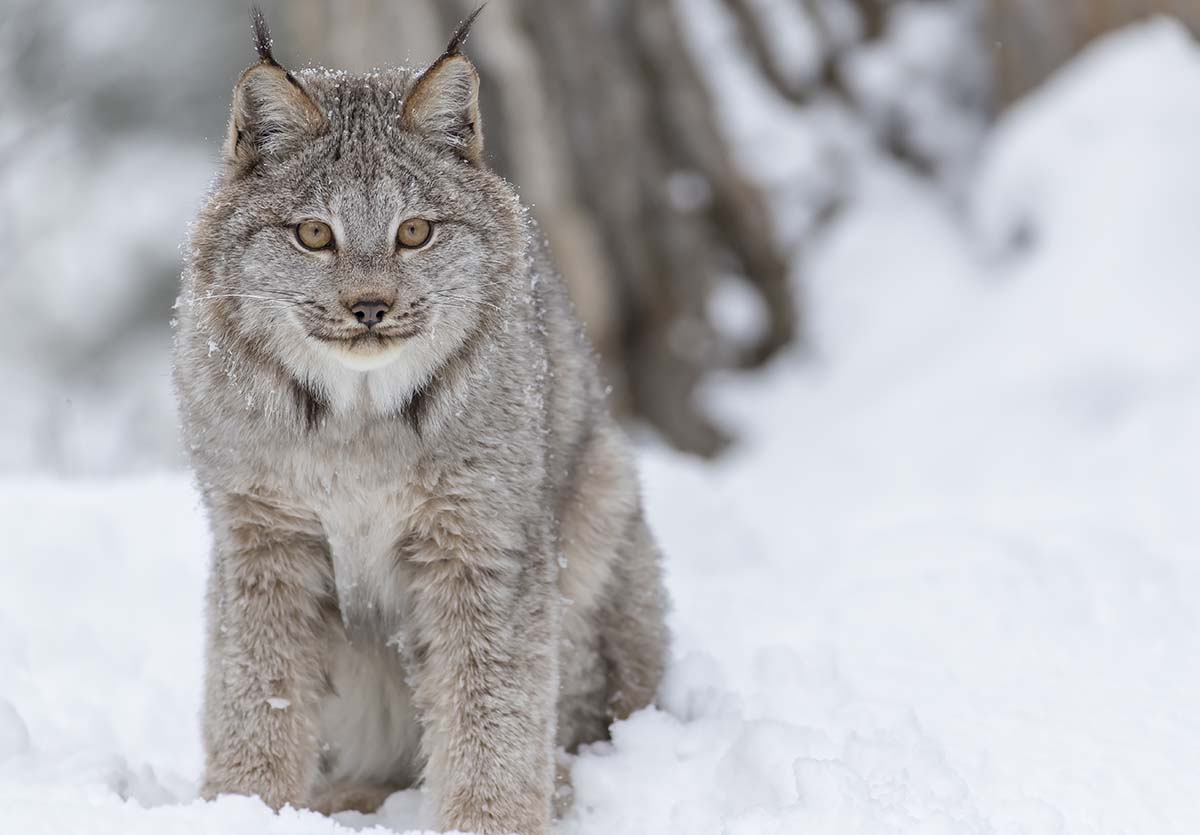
[3,20,1200,835]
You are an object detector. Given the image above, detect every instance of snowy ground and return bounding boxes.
[3,21,1200,835]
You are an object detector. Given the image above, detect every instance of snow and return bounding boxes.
[0,0,222,474]
[3,18,1200,835]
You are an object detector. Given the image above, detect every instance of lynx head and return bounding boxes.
[189,6,521,391]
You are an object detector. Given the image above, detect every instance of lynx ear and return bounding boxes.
[401,7,485,166]
[226,7,327,169]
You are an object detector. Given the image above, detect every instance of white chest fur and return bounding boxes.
[319,480,414,642]
[315,478,425,788]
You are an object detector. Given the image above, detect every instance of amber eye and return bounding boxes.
[295,220,334,251]
[397,217,433,249]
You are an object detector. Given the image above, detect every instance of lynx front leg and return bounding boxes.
[200,493,333,811]
[408,550,559,835]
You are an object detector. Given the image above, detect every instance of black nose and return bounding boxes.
[350,299,391,328]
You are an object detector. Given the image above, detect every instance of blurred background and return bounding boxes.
[0,0,1193,471]
[6,5,1200,832]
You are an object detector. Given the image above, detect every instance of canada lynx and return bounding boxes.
[172,9,669,834]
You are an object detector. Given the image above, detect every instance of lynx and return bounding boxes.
[171,8,669,834]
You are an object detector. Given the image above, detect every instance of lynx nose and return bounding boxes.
[349,299,391,328]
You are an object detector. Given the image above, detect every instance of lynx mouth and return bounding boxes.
[308,329,419,348]
[307,329,421,371]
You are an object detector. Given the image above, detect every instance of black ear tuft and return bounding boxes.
[251,5,279,67]
[226,8,327,171]
[401,5,487,165]
[445,5,485,57]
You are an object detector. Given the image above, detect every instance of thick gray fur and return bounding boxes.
[172,10,669,835]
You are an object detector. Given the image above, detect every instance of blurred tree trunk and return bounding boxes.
[988,0,1200,105]
[277,0,798,457]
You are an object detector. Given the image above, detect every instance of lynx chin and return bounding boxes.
[172,8,669,834]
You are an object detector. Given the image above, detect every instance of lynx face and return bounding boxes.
[196,33,521,387]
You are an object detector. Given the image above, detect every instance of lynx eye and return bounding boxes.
[295,220,334,251]
[397,217,433,249]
